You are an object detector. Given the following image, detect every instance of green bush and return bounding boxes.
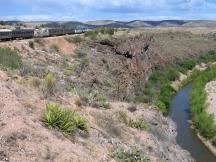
[111,147,149,162]
[29,41,34,49]
[154,100,167,114]
[158,85,175,108]
[0,47,22,69]
[164,66,180,81]
[198,51,216,63]
[43,103,87,135]
[179,59,196,71]
[194,112,216,139]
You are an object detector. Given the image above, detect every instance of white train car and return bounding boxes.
[0,29,12,40]
[34,28,49,37]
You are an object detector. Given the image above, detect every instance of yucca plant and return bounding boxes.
[43,103,87,136]
[42,72,56,96]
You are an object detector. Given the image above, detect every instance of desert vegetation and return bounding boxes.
[111,147,150,162]
[42,72,56,96]
[50,44,60,53]
[43,103,88,136]
[28,41,35,49]
[115,111,148,131]
[84,27,115,40]
[65,35,83,44]
[0,47,22,69]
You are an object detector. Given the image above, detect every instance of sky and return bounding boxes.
[0,0,216,21]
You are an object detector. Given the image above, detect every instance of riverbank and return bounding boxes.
[170,63,216,157]
[206,80,216,122]
[187,64,216,156]
[135,50,216,114]
[169,85,216,162]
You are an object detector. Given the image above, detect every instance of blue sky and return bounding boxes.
[0,0,216,21]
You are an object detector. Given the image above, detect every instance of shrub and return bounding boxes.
[179,59,196,71]
[65,36,83,43]
[115,111,128,124]
[111,147,150,162]
[128,119,148,131]
[84,30,98,40]
[29,41,34,49]
[89,91,110,108]
[149,71,167,84]
[212,136,216,146]
[154,100,167,114]
[197,51,216,63]
[42,72,56,96]
[63,65,75,76]
[0,47,22,69]
[50,44,60,53]
[34,38,43,44]
[164,66,180,81]
[194,112,216,139]
[66,85,109,109]
[158,85,175,108]
[43,103,87,135]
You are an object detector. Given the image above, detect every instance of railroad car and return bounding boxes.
[63,28,75,35]
[34,28,49,37]
[12,29,34,39]
[0,29,12,40]
[48,28,64,36]
[0,27,90,41]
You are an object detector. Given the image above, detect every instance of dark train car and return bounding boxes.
[0,29,12,41]
[48,28,64,36]
[12,29,34,39]
[63,28,75,35]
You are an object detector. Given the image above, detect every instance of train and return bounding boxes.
[0,28,89,41]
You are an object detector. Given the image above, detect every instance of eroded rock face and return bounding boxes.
[78,35,160,101]
[75,32,216,101]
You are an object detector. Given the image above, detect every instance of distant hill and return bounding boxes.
[84,20,216,28]
[1,20,216,29]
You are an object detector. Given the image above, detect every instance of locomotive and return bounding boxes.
[0,27,89,41]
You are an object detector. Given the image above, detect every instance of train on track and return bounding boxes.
[0,28,89,41]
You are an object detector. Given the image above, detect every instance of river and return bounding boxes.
[169,84,216,162]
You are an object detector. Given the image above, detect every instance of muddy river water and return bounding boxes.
[169,84,216,162]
